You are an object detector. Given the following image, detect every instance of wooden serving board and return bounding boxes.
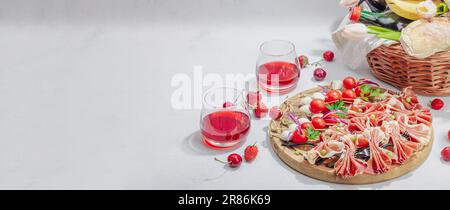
[268,87,433,185]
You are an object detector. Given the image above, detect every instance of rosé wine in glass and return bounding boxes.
[200,87,251,149]
[256,40,300,94]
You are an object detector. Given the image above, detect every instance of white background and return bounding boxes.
[0,0,449,189]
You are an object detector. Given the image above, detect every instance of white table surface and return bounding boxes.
[0,0,449,190]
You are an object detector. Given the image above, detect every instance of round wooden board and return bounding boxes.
[268,87,433,185]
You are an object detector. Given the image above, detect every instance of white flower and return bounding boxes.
[341,23,368,41]
[340,0,358,8]
[417,0,437,19]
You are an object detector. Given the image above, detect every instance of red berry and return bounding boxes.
[448,130,450,141]
[323,50,335,62]
[269,106,282,120]
[430,98,444,110]
[313,68,327,81]
[244,143,258,162]
[441,146,450,162]
[298,55,309,68]
[223,101,234,108]
[254,102,268,118]
[215,153,242,168]
[227,153,243,167]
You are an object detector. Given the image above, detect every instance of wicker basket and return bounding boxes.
[367,44,450,96]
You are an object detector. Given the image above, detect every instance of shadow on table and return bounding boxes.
[263,125,415,190]
[181,130,244,156]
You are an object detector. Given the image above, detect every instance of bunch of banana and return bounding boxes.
[386,0,442,20]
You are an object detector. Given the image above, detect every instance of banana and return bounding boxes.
[386,0,441,20]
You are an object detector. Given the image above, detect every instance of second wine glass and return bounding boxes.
[256,40,301,94]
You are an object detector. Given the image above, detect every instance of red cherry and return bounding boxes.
[441,146,450,162]
[430,98,444,110]
[269,106,282,120]
[323,51,335,62]
[214,153,243,168]
[448,130,450,141]
[313,68,327,81]
[227,153,243,167]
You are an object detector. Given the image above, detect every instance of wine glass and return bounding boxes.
[200,87,251,149]
[256,40,300,94]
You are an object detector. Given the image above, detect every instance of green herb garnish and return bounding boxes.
[359,84,381,101]
[305,127,321,140]
[326,100,348,113]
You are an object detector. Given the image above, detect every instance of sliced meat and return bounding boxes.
[382,121,420,164]
[397,113,431,146]
[364,127,392,175]
[334,139,367,178]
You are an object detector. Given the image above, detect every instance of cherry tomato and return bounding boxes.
[300,122,314,130]
[342,77,357,89]
[311,117,327,129]
[342,89,357,101]
[310,99,327,113]
[325,90,342,103]
[292,129,307,143]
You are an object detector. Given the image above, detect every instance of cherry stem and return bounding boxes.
[214,157,229,165]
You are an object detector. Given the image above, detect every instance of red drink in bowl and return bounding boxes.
[256,40,300,94]
[200,87,251,149]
